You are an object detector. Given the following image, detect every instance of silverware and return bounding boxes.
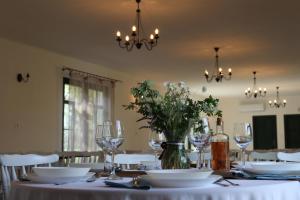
[222,179,239,186]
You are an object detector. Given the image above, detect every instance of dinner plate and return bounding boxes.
[140,174,221,188]
[146,169,213,179]
[242,162,300,176]
[32,167,90,177]
[251,162,300,170]
[26,172,95,184]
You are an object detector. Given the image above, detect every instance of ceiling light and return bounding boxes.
[269,86,286,108]
[115,0,159,51]
[245,71,267,98]
[204,47,232,82]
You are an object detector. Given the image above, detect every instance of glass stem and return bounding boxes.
[197,148,203,169]
[242,149,246,167]
[111,151,116,175]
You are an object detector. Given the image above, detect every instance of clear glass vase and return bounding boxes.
[160,143,190,169]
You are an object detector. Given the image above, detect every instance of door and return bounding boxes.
[284,114,300,148]
[252,115,277,150]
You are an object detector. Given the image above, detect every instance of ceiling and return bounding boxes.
[1,0,300,97]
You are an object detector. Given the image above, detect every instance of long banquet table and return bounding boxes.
[8,177,300,200]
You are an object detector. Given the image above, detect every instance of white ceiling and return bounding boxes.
[0,0,300,97]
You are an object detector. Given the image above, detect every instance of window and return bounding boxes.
[63,73,115,152]
[252,115,277,150]
[284,114,300,148]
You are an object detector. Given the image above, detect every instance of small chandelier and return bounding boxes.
[115,0,159,51]
[204,47,232,82]
[269,86,287,108]
[245,71,267,98]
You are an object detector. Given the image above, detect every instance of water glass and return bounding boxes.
[233,122,252,167]
[95,120,124,180]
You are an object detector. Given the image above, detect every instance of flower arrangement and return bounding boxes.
[124,80,222,169]
[124,80,222,141]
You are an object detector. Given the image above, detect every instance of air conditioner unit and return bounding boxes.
[239,102,266,112]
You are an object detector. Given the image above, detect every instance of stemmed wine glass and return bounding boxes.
[188,118,211,169]
[233,122,253,167]
[148,132,165,169]
[95,120,124,180]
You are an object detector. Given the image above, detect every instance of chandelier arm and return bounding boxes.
[125,41,135,51]
[205,74,216,83]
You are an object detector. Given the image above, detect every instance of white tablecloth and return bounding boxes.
[9,178,300,200]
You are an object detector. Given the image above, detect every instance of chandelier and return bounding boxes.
[245,71,267,98]
[204,47,232,82]
[115,0,159,51]
[269,86,287,108]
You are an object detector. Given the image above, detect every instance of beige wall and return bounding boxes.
[0,38,150,153]
[218,95,300,150]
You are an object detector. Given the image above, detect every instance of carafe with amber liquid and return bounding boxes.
[211,117,230,171]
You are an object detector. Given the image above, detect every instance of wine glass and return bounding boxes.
[95,120,124,180]
[233,123,253,167]
[188,118,211,169]
[148,132,165,169]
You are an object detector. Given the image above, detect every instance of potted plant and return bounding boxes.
[124,81,221,169]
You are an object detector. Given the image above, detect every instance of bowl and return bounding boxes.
[32,167,90,177]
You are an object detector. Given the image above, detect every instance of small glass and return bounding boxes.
[233,122,253,167]
[188,118,211,169]
[148,132,165,169]
[95,120,124,180]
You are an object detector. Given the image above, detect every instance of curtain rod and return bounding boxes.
[62,67,122,83]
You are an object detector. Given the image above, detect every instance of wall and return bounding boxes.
[0,38,149,153]
[218,95,300,150]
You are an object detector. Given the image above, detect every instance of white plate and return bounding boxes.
[26,172,95,184]
[146,169,213,179]
[251,162,300,170]
[69,162,104,170]
[140,175,221,188]
[32,167,90,178]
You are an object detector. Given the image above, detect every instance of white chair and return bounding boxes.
[250,151,278,161]
[277,152,300,162]
[106,154,156,169]
[0,154,59,200]
[187,151,211,168]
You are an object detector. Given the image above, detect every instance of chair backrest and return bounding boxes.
[0,154,59,200]
[59,151,103,166]
[106,154,155,169]
[277,152,300,162]
[250,151,278,161]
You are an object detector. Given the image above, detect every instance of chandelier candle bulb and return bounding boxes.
[132,26,136,32]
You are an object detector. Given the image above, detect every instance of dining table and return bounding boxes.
[8,176,300,200]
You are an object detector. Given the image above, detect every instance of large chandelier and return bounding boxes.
[245,71,267,98]
[269,86,287,108]
[115,0,159,51]
[204,47,232,82]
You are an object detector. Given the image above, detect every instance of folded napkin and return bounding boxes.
[104,180,151,190]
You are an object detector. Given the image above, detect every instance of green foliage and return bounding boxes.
[124,80,222,141]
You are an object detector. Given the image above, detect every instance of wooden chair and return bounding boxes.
[59,151,103,166]
[106,154,156,169]
[0,154,59,200]
[250,151,278,161]
[277,152,300,162]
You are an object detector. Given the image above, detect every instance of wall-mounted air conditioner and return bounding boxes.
[239,102,266,112]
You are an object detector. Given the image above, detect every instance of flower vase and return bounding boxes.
[160,142,190,169]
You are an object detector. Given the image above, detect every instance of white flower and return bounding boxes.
[178,81,186,88]
[163,81,170,87]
